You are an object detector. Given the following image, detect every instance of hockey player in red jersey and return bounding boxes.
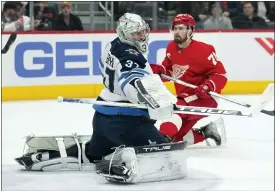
[151,13,227,146]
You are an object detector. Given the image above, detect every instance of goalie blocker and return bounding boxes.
[135,74,177,120]
[15,135,188,183]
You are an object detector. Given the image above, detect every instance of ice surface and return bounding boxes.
[2,95,274,190]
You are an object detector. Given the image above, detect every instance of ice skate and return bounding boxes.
[15,152,46,170]
[194,117,226,146]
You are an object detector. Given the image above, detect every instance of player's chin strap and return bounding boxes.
[160,74,274,117]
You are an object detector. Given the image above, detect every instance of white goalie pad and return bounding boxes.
[21,134,93,171]
[136,146,188,183]
[99,141,188,183]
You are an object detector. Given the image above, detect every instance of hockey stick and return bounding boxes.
[57,97,252,117]
[248,83,274,115]
[1,32,17,54]
[160,74,274,116]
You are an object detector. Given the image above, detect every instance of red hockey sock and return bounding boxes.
[174,119,205,143]
[174,119,205,144]
[174,119,197,142]
[191,129,205,144]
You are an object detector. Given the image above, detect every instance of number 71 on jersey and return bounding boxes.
[208,52,220,65]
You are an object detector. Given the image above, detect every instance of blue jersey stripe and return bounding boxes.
[120,74,144,95]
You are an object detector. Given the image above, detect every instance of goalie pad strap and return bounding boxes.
[56,138,69,168]
[81,141,91,165]
[73,136,82,168]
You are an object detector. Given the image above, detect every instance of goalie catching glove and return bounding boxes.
[135,74,177,120]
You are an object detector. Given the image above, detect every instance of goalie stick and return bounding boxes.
[57,97,252,117]
[161,74,274,116]
[1,33,17,54]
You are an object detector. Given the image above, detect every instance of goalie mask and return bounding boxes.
[117,13,150,54]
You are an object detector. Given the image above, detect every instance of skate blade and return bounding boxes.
[216,117,227,145]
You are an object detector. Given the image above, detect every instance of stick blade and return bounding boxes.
[1,32,17,54]
[250,83,274,116]
[8,32,17,42]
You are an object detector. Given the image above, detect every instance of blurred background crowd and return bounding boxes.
[1,1,275,32]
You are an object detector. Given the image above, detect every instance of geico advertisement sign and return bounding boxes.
[2,33,170,86]
[2,32,274,87]
[12,39,171,78]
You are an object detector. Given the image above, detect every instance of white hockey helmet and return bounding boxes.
[116,13,150,53]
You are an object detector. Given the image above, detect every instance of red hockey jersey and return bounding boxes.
[161,40,227,98]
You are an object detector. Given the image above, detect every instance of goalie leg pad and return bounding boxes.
[15,134,95,171]
[27,156,80,171]
[97,141,188,184]
[135,141,188,183]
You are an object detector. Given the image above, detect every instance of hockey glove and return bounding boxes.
[150,64,166,75]
[195,80,214,99]
[135,74,177,120]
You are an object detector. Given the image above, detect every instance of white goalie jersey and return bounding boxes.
[93,37,154,117]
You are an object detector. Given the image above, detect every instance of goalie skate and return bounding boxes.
[96,146,139,183]
[97,165,134,183]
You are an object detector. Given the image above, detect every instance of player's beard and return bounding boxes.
[174,35,186,44]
